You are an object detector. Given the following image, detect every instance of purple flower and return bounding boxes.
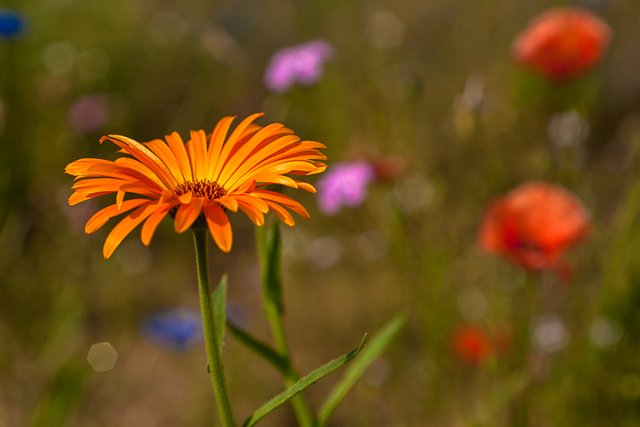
[67,94,111,135]
[317,161,375,215]
[264,39,334,93]
[143,308,202,351]
[0,10,24,39]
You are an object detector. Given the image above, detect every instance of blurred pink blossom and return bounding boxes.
[67,94,111,135]
[317,161,375,215]
[264,40,334,93]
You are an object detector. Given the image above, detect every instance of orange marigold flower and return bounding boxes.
[479,182,589,274]
[512,7,611,80]
[65,113,327,258]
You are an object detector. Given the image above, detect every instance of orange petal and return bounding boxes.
[296,181,317,193]
[145,138,184,185]
[103,202,157,258]
[141,204,173,246]
[165,131,193,182]
[252,189,310,219]
[174,197,205,233]
[101,135,178,189]
[217,195,239,212]
[237,199,265,226]
[211,112,264,181]
[85,199,150,234]
[190,130,207,180]
[218,122,286,187]
[206,116,235,178]
[265,201,295,226]
[203,203,233,252]
[234,193,269,213]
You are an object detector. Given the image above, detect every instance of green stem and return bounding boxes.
[193,228,236,427]
[263,298,316,427]
[256,224,315,427]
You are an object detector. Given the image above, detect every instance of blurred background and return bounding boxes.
[2,0,640,425]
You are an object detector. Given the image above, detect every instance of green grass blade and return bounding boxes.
[317,314,406,426]
[227,320,289,374]
[212,274,228,355]
[243,334,367,427]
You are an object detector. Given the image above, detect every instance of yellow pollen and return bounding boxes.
[174,179,227,200]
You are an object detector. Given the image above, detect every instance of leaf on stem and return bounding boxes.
[317,313,406,426]
[212,274,228,355]
[227,320,289,374]
[242,334,368,427]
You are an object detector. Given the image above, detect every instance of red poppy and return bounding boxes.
[451,325,492,366]
[512,7,611,80]
[479,182,589,274]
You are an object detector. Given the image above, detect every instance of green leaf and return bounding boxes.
[255,222,284,313]
[227,320,289,374]
[243,334,367,427]
[317,314,406,426]
[212,274,228,354]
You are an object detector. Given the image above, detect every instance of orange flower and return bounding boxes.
[65,113,327,258]
[479,182,589,274]
[512,7,611,80]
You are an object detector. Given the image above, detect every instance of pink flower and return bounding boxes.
[264,40,334,93]
[317,161,375,215]
[67,95,111,135]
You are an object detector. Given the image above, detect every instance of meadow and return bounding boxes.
[1,0,640,426]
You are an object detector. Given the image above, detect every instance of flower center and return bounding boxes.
[174,179,227,200]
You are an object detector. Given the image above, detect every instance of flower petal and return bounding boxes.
[165,131,193,182]
[203,203,233,252]
[174,197,205,233]
[211,112,264,182]
[103,202,157,258]
[206,116,235,178]
[85,198,150,234]
[141,204,174,246]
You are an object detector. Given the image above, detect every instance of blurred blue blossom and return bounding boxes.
[0,10,24,38]
[264,39,333,93]
[317,161,375,215]
[144,309,202,350]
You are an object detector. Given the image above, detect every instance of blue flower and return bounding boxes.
[143,309,202,350]
[0,10,24,39]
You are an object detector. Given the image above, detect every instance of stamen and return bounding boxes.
[174,179,227,200]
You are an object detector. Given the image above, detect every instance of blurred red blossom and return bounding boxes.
[479,182,589,277]
[451,324,493,366]
[512,7,611,81]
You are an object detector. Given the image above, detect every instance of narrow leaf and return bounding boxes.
[243,334,367,427]
[317,314,406,426]
[227,320,289,374]
[255,221,284,313]
[212,274,228,354]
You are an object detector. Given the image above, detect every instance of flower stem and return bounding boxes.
[263,299,316,427]
[256,224,316,427]
[192,227,236,427]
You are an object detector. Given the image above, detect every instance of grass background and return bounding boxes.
[2,0,640,425]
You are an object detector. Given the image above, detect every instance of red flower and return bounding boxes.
[451,325,492,366]
[479,182,589,274]
[512,7,611,80]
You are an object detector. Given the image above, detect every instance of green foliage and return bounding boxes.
[243,335,367,427]
[2,0,640,425]
[317,314,406,426]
